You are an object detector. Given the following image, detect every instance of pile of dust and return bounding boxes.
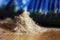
[0,11,60,34]
[14,11,45,34]
[14,11,60,34]
[0,11,45,34]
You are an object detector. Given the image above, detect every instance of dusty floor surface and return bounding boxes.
[0,28,60,40]
[0,11,60,40]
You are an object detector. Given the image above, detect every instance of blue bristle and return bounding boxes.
[31,0,35,12]
[59,0,60,13]
[23,0,31,11]
[44,0,48,14]
[42,0,45,13]
[27,0,32,12]
[0,0,60,14]
[54,0,58,13]
[14,0,23,12]
[58,0,60,13]
[0,0,10,8]
[35,0,40,12]
[39,0,45,14]
[49,0,52,11]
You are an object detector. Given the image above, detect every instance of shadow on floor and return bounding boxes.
[30,12,60,28]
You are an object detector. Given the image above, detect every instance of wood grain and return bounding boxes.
[0,28,60,40]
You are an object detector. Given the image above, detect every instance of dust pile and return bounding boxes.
[0,11,60,34]
[14,11,46,34]
[15,11,60,34]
